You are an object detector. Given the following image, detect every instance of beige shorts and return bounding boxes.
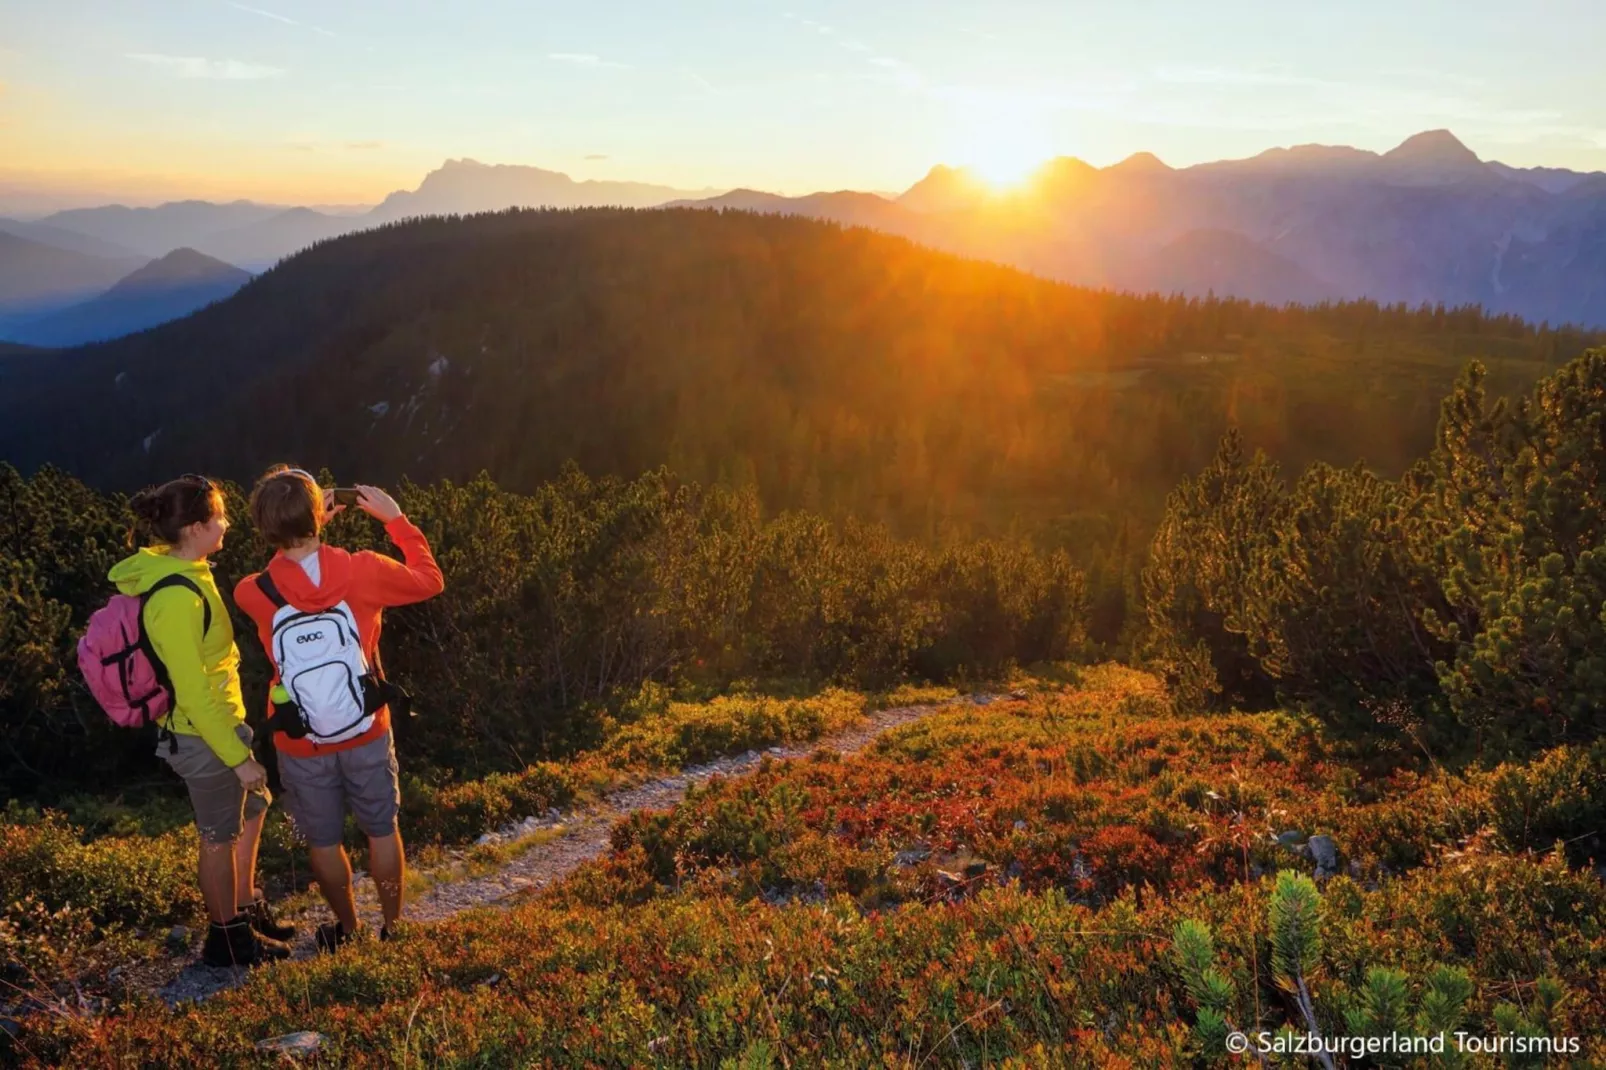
[276,731,401,848]
[159,722,271,844]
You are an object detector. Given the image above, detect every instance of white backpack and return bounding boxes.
[255,572,377,745]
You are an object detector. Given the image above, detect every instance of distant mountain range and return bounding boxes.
[4,163,723,273]
[4,132,1606,338]
[670,131,1606,327]
[0,230,146,321]
[3,249,250,348]
[0,164,719,343]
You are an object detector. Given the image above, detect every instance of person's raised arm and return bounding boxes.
[353,484,444,607]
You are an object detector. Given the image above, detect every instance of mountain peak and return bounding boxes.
[1030,156,1098,181]
[898,165,991,213]
[1384,130,1481,167]
[112,248,250,292]
[1108,151,1172,174]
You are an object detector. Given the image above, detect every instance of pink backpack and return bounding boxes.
[78,574,212,730]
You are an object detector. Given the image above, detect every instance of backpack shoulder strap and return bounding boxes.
[140,573,212,635]
[255,570,288,610]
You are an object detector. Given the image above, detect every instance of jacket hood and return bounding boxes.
[264,544,354,611]
[109,547,213,595]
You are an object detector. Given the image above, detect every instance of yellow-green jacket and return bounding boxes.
[107,547,251,767]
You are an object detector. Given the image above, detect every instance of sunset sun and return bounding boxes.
[955,113,1054,189]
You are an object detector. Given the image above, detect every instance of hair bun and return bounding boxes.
[129,488,166,522]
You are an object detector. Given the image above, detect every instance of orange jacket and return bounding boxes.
[234,516,443,758]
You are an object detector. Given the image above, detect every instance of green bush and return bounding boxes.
[0,462,1090,798]
[1148,348,1606,761]
[1484,741,1606,864]
[0,810,200,986]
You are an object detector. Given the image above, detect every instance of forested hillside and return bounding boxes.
[2,210,1596,564]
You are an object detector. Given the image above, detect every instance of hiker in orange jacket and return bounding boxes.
[234,466,443,951]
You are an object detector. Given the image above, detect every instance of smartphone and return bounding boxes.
[331,487,360,507]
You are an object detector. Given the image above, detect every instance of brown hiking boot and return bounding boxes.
[201,913,292,968]
[314,920,359,954]
[246,896,298,942]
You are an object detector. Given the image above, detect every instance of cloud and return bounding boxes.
[782,15,922,93]
[1153,66,1333,90]
[681,68,717,93]
[127,53,286,79]
[226,2,337,38]
[286,139,386,153]
[584,153,609,160]
[548,52,630,70]
[783,13,835,35]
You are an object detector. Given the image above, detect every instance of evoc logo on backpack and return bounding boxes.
[257,573,376,745]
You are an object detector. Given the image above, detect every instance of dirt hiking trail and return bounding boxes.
[152,695,1002,1005]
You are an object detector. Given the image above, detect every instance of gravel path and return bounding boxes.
[150,696,990,1006]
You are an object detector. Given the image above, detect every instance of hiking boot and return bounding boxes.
[201,913,292,968]
[246,896,297,942]
[314,920,358,954]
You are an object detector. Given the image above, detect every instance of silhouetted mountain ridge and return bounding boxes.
[13,131,1606,325]
[4,248,251,347]
[674,130,1606,326]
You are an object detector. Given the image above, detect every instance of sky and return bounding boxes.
[3,0,1605,213]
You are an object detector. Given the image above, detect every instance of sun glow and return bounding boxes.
[953,109,1055,191]
[963,138,1053,188]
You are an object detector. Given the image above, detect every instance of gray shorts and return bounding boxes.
[277,731,401,848]
[159,722,271,844]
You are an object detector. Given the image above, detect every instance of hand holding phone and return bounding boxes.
[353,485,403,523]
[332,487,360,507]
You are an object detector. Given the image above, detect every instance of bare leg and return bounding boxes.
[198,840,239,924]
[233,808,266,912]
[368,832,406,927]
[307,844,361,932]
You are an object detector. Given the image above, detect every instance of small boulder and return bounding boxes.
[1306,834,1339,877]
[1008,689,1029,701]
[165,926,191,953]
[1012,820,1028,832]
[893,846,932,867]
[255,1031,325,1056]
[1276,830,1305,850]
[475,832,501,847]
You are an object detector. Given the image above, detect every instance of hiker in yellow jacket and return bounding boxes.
[110,474,295,968]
